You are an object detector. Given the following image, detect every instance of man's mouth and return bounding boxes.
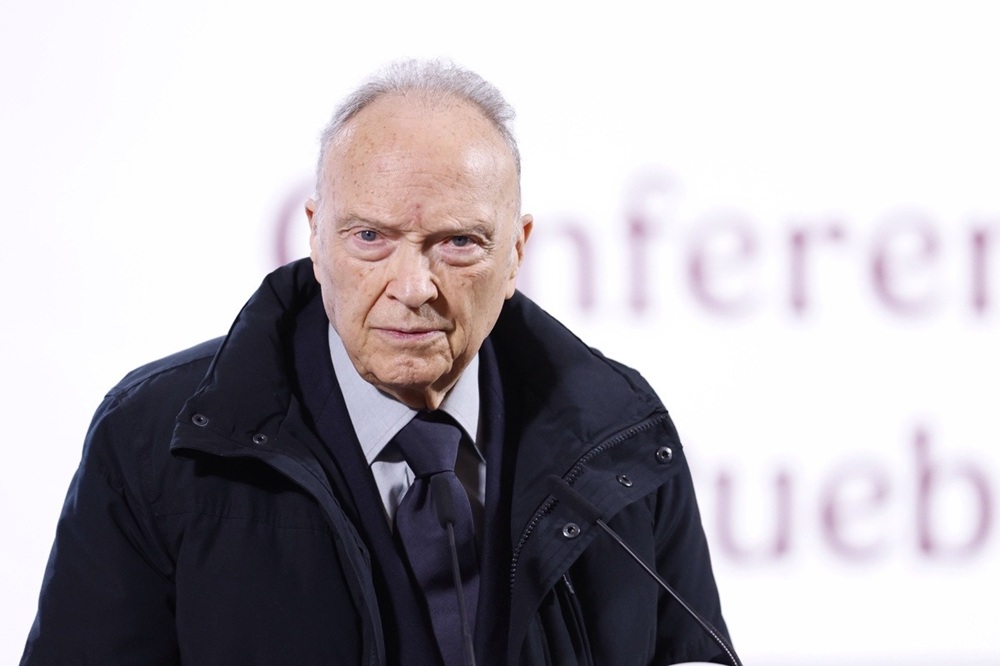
[374,327,444,341]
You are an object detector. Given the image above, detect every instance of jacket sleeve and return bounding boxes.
[20,397,180,665]
[651,442,734,665]
[563,416,736,665]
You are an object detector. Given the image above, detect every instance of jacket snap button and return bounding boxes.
[616,474,633,487]
[191,414,209,427]
[562,522,581,539]
[252,433,268,445]
[655,446,673,464]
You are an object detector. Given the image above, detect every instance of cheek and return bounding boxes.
[318,258,374,321]
[455,270,508,334]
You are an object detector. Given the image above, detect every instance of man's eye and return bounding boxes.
[450,236,472,247]
[357,230,378,242]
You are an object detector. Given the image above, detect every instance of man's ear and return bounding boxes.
[516,213,533,264]
[506,213,533,298]
[306,198,318,228]
[306,198,320,265]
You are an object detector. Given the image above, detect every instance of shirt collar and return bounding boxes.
[326,324,481,465]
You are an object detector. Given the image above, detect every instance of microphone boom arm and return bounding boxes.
[546,475,742,666]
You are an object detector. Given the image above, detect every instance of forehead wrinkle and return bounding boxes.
[320,95,520,224]
[348,165,503,221]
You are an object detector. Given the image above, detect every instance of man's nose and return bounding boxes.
[385,245,438,307]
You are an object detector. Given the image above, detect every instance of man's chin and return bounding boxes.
[370,361,468,408]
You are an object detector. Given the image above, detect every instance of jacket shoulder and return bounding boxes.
[111,337,223,400]
[79,338,222,479]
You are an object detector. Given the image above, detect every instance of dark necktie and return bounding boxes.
[393,412,480,665]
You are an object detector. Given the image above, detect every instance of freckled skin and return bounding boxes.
[307,93,533,410]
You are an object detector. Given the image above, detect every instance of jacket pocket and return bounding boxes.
[521,573,596,666]
[553,572,595,666]
[518,574,600,666]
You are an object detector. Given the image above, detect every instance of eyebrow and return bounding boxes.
[336,216,496,239]
[447,223,494,238]
[335,215,384,231]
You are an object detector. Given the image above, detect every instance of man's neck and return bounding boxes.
[326,323,481,465]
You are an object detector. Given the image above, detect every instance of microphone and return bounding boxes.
[430,474,477,666]
[546,475,742,666]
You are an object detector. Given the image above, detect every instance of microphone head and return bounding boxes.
[429,474,458,528]
[546,475,605,524]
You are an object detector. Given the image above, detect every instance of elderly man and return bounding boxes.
[21,60,733,665]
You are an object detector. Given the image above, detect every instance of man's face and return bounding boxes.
[307,93,532,410]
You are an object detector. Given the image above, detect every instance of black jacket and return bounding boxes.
[22,259,731,665]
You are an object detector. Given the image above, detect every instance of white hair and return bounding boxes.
[314,58,521,205]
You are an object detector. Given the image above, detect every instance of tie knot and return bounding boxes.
[393,411,462,478]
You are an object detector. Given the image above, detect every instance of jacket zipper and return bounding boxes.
[508,413,668,589]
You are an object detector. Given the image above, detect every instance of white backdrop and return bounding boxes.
[2,2,997,664]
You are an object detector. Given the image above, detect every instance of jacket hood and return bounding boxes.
[173,258,665,461]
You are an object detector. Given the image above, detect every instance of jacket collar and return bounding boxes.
[170,258,664,461]
[489,291,668,531]
[170,259,318,456]
[168,257,671,539]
